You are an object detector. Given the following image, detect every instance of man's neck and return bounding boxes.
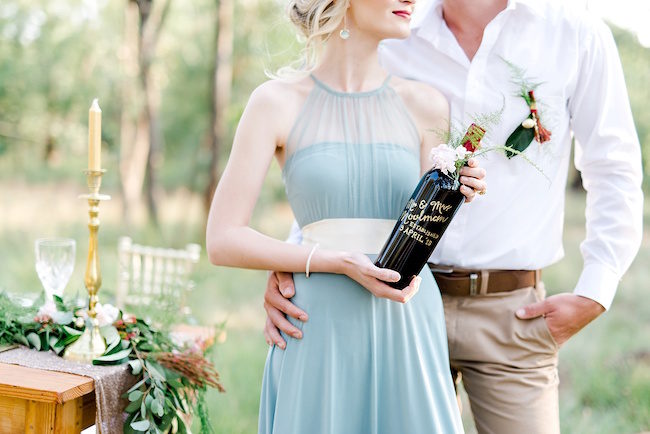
[442,0,508,61]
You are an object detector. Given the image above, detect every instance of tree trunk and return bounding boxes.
[119,1,146,224]
[119,0,170,224]
[203,0,234,215]
[140,0,171,225]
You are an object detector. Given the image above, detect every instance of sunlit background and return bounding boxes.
[0,0,648,432]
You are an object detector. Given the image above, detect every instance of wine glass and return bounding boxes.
[35,238,76,301]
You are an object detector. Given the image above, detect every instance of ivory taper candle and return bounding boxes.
[88,99,101,171]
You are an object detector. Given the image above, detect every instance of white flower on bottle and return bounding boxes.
[94,303,120,327]
[429,144,459,175]
[455,146,469,160]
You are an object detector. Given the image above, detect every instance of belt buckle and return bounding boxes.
[469,273,479,296]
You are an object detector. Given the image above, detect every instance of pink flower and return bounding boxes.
[35,300,57,323]
[34,314,52,324]
[122,313,137,324]
[95,303,120,327]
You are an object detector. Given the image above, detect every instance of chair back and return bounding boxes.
[116,236,200,319]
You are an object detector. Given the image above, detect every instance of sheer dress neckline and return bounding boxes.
[309,73,393,98]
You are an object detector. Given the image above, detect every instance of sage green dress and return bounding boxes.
[258,75,463,434]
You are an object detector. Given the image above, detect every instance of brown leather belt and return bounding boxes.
[429,265,541,296]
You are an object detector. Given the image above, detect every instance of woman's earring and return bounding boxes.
[339,14,350,40]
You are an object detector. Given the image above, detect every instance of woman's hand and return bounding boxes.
[339,252,421,303]
[459,158,487,203]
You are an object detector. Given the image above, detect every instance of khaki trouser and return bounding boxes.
[442,284,560,434]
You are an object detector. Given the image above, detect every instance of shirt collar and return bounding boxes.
[412,0,544,38]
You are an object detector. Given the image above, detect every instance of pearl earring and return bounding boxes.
[339,14,350,40]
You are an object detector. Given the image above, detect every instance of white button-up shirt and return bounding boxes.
[376,0,644,309]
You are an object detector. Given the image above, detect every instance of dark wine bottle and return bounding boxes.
[375,124,486,289]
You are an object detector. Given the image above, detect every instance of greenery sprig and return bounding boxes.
[0,291,225,434]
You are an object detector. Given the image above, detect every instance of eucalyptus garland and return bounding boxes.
[0,292,224,434]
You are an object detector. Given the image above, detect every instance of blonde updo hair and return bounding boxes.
[277,0,349,77]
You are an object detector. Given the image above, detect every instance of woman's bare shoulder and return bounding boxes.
[390,76,449,122]
[249,76,313,110]
[245,76,314,140]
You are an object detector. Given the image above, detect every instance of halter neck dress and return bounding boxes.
[258,75,464,434]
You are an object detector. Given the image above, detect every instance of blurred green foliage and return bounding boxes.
[0,1,648,432]
[0,3,646,197]
[613,26,650,179]
[0,0,298,200]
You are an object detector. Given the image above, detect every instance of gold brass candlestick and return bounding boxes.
[64,169,111,362]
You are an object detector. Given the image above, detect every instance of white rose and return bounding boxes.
[94,303,120,327]
[429,144,458,175]
[455,146,469,160]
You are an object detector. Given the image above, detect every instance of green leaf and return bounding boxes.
[51,310,73,325]
[129,359,143,376]
[180,396,191,414]
[151,398,164,417]
[127,378,146,395]
[63,325,83,336]
[104,337,122,356]
[100,326,120,346]
[144,394,155,420]
[167,378,184,389]
[153,387,165,403]
[41,331,49,352]
[52,341,66,355]
[26,332,40,350]
[170,388,182,409]
[123,411,138,434]
[145,361,166,382]
[13,334,29,346]
[53,295,65,310]
[159,411,174,432]
[176,414,188,434]
[137,342,154,352]
[128,390,143,402]
[163,367,180,381]
[48,335,58,348]
[504,119,536,158]
[92,348,132,365]
[125,398,142,413]
[60,333,81,347]
[130,420,150,431]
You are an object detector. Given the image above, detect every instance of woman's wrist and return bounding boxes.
[310,248,350,275]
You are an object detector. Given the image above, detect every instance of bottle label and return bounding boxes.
[397,198,454,247]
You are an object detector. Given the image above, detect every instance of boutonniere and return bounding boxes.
[430,114,549,184]
[502,58,552,158]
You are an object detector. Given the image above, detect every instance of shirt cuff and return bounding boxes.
[573,263,621,311]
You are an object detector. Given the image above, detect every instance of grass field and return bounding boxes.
[0,179,648,433]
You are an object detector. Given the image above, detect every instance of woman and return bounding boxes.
[206,0,486,432]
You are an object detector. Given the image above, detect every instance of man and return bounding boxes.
[262,0,644,433]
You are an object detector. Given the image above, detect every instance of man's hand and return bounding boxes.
[263,271,308,349]
[515,293,605,346]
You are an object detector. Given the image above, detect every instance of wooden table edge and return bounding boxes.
[0,362,95,404]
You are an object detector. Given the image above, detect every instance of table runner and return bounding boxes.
[0,346,136,433]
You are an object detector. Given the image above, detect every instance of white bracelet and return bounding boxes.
[305,243,320,278]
